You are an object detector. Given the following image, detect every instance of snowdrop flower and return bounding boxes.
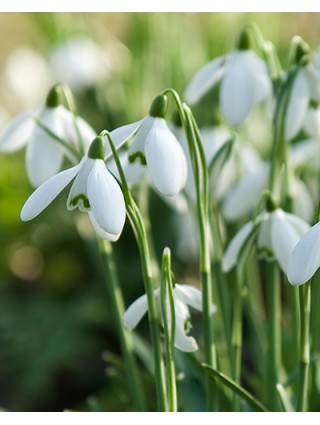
[109,95,187,197]
[222,207,310,274]
[0,85,96,187]
[124,283,208,352]
[287,221,320,285]
[285,62,320,140]
[184,32,271,125]
[20,136,126,242]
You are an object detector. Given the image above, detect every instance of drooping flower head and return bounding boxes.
[184,29,272,126]
[21,136,126,242]
[123,283,209,352]
[109,95,187,197]
[0,84,96,187]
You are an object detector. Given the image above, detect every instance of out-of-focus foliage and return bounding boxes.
[0,12,320,411]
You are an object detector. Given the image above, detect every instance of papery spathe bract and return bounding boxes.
[20,137,126,242]
[123,283,208,352]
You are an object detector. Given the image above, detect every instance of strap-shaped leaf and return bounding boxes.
[276,383,295,412]
[202,364,269,412]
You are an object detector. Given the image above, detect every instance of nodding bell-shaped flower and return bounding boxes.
[123,284,208,352]
[222,206,310,275]
[287,221,320,286]
[109,95,187,197]
[20,136,126,242]
[184,30,271,125]
[0,85,96,187]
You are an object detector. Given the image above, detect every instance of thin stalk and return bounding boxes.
[99,239,146,411]
[266,262,281,411]
[231,268,244,411]
[160,248,177,412]
[297,280,311,412]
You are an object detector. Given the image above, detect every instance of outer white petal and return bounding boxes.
[88,211,121,242]
[123,288,160,330]
[284,210,311,237]
[184,55,225,104]
[0,110,34,152]
[109,118,144,151]
[174,284,203,312]
[174,300,198,352]
[304,64,320,102]
[304,107,320,138]
[67,157,95,211]
[293,178,315,222]
[290,139,320,170]
[129,116,154,157]
[145,118,187,196]
[106,150,146,186]
[285,70,310,140]
[271,209,309,274]
[87,160,126,236]
[222,162,269,222]
[245,51,272,105]
[26,108,65,187]
[288,221,320,285]
[20,162,82,221]
[220,51,256,125]
[123,294,148,331]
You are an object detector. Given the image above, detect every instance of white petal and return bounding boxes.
[245,51,272,105]
[67,157,95,211]
[271,209,309,274]
[123,294,149,331]
[184,56,225,104]
[222,220,255,272]
[304,108,320,138]
[288,221,320,285]
[20,162,82,221]
[174,284,203,311]
[87,160,126,236]
[106,150,146,187]
[290,138,320,170]
[123,288,160,330]
[88,211,121,242]
[174,300,198,352]
[222,162,269,222]
[285,70,310,140]
[128,116,154,158]
[304,64,320,102]
[220,51,256,125]
[26,108,66,187]
[293,178,315,222]
[0,110,34,152]
[145,118,187,196]
[109,119,144,151]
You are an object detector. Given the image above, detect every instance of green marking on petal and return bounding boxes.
[129,151,147,166]
[70,194,90,209]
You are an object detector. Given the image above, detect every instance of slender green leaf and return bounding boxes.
[276,383,295,412]
[202,364,269,412]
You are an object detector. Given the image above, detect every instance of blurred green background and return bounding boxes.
[0,12,319,411]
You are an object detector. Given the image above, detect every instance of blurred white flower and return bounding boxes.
[0,94,96,187]
[20,136,126,242]
[185,49,271,125]
[110,115,187,197]
[288,221,320,285]
[123,283,208,352]
[222,208,310,274]
[1,46,54,110]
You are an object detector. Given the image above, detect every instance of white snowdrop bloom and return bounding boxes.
[1,46,54,109]
[109,96,187,197]
[123,284,209,352]
[20,136,126,242]
[304,106,320,138]
[0,87,96,187]
[185,49,271,125]
[288,221,320,285]
[222,208,310,274]
[285,63,320,141]
[49,36,110,91]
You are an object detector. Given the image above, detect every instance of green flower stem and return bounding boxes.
[98,239,146,411]
[160,248,177,412]
[33,116,81,163]
[163,89,217,409]
[266,262,281,411]
[231,268,244,411]
[104,131,167,411]
[297,280,311,412]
